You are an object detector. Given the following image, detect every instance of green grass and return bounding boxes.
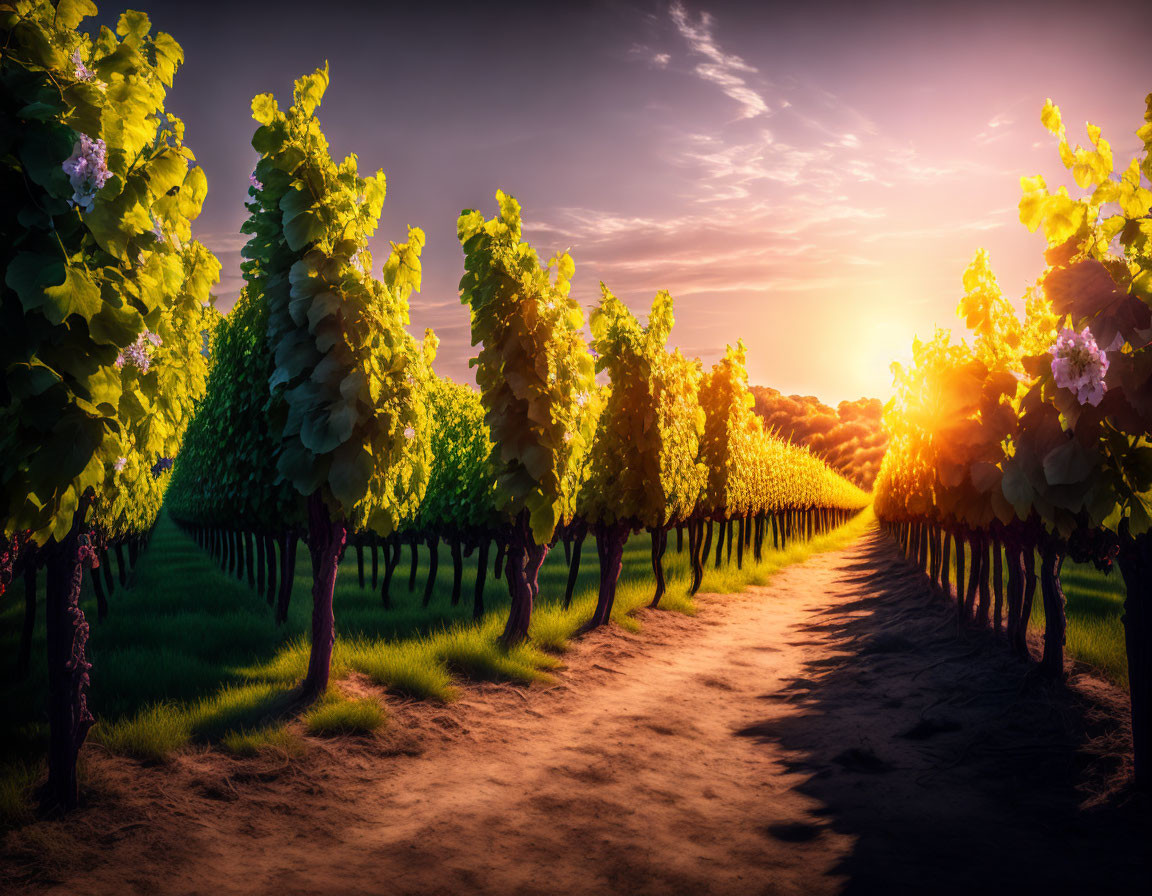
[302,696,386,737]
[1033,557,1127,685]
[221,724,304,757]
[938,541,1128,688]
[0,505,862,822]
[0,762,40,827]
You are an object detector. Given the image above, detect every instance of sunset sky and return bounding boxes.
[123,0,1151,403]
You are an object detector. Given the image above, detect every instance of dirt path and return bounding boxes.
[6,530,1148,894]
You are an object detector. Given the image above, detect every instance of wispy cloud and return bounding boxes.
[628,43,672,68]
[974,111,1016,145]
[669,2,768,119]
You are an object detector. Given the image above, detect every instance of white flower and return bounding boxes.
[403,426,415,440]
[113,457,127,473]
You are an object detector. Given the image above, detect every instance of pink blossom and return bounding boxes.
[250,172,263,191]
[117,331,161,372]
[71,50,95,81]
[70,50,106,91]
[62,134,111,210]
[1050,326,1109,407]
[113,457,127,473]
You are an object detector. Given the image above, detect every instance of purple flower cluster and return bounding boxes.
[71,50,96,81]
[151,457,174,478]
[115,330,162,372]
[1050,326,1109,407]
[62,134,111,210]
[113,457,128,473]
[250,172,263,191]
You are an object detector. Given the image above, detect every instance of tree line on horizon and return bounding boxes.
[750,387,887,491]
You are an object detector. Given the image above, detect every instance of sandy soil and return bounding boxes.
[3,530,1148,895]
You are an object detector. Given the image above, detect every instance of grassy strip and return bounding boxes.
[90,509,876,758]
[0,508,872,821]
[302,696,386,737]
[937,542,1127,688]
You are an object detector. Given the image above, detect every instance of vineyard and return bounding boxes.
[0,2,867,818]
[1,1,1150,892]
[874,94,1152,785]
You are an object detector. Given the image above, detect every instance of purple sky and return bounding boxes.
[122,0,1151,402]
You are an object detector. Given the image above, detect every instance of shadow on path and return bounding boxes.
[736,530,1148,894]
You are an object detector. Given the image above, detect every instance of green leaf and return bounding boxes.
[42,264,102,325]
[84,183,152,259]
[5,253,64,315]
[18,125,75,195]
[1042,439,1094,486]
[1000,463,1033,514]
[1129,493,1152,536]
[283,209,324,252]
[56,0,98,29]
[329,444,373,511]
[292,64,329,117]
[18,101,64,121]
[300,403,351,455]
[116,10,152,41]
[251,93,279,126]
[79,366,123,411]
[146,149,191,198]
[5,361,62,399]
[88,297,145,346]
[28,413,104,498]
[528,495,558,545]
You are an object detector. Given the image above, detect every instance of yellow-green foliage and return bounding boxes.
[458,191,597,544]
[581,285,707,528]
[414,377,497,534]
[248,64,434,533]
[1,1,220,544]
[700,343,870,518]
